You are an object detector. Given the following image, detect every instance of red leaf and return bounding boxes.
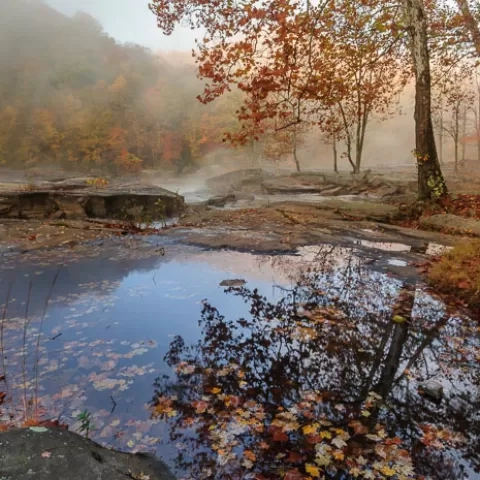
[285,468,306,480]
[269,426,288,442]
[287,451,303,463]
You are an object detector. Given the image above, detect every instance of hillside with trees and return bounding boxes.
[0,0,242,174]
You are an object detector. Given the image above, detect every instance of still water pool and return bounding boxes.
[0,241,478,479]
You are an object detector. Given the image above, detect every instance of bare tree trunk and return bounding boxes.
[404,0,448,200]
[454,132,459,172]
[333,134,338,173]
[338,102,357,173]
[456,0,480,57]
[292,130,300,172]
[455,103,460,172]
[438,103,444,164]
[461,104,467,165]
[355,106,369,173]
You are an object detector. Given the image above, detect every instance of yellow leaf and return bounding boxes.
[392,315,406,323]
[332,450,345,461]
[211,387,222,394]
[381,466,396,477]
[361,410,371,417]
[305,463,321,477]
[320,430,332,439]
[303,424,318,435]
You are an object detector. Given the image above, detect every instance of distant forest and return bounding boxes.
[0,1,242,174]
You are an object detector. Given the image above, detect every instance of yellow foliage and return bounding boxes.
[305,463,321,478]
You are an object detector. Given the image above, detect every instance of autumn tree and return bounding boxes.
[150,0,451,196]
[432,65,474,170]
[454,0,480,56]
[319,1,409,173]
[402,0,449,199]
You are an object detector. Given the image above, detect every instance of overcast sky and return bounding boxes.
[45,0,196,52]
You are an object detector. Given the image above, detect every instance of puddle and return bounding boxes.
[387,258,409,267]
[357,240,412,252]
[0,242,478,479]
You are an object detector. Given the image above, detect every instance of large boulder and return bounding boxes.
[0,427,175,480]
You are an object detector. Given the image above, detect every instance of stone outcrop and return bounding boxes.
[0,184,184,221]
[0,427,175,480]
[204,169,413,199]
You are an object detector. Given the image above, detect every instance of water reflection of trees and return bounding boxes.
[152,256,479,480]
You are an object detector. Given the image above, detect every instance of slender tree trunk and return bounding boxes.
[292,131,300,172]
[456,0,480,56]
[333,134,338,173]
[438,105,444,164]
[355,107,369,173]
[404,0,448,200]
[454,133,459,172]
[455,104,460,172]
[461,104,467,165]
[338,102,357,173]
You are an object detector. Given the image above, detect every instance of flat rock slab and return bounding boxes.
[420,214,480,236]
[0,427,175,480]
[0,185,184,221]
[315,199,400,222]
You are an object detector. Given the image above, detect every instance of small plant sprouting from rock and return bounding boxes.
[86,177,109,188]
[77,410,95,439]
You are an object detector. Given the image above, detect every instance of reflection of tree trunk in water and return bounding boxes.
[361,286,415,403]
[374,319,409,398]
[374,286,415,398]
[360,286,416,432]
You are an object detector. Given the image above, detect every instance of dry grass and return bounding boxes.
[427,241,480,312]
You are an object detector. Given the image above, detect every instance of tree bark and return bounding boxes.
[456,0,480,57]
[404,0,448,200]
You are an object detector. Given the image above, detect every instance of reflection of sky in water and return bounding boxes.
[0,246,290,459]
[0,243,476,477]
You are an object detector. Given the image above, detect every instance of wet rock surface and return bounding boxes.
[314,199,401,221]
[0,427,175,480]
[418,379,444,402]
[219,278,246,287]
[420,213,480,236]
